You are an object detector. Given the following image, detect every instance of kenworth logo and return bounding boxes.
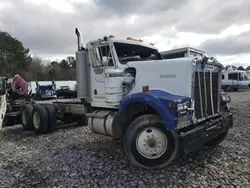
[159,74,177,78]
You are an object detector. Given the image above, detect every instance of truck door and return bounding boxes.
[228,72,238,91]
[90,43,115,101]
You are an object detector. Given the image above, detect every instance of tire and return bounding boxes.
[21,104,34,130]
[205,130,229,146]
[43,104,57,133]
[32,104,49,134]
[124,114,179,169]
[225,86,232,92]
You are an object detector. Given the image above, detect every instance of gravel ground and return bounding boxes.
[0,91,249,188]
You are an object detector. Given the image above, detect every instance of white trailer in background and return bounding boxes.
[160,47,206,59]
[221,70,250,92]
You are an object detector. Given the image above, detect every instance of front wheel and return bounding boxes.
[124,114,179,169]
[225,86,232,92]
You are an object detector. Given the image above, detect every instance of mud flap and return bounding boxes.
[0,94,7,130]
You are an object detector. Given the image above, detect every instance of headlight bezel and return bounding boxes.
[175,100,193,129]
[176,101,189,112]
[220,92,231,104]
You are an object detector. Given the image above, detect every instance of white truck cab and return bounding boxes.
[21,28,233,169]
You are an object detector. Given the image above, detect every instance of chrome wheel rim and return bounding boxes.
[33,112,40,129]
[136,127,167,159]
[21,110,27,125]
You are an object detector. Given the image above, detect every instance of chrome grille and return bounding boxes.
[194,71,219,120]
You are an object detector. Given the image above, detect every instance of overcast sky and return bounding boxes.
[0,0,250,66]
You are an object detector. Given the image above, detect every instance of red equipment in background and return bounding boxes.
[11,74,29,95]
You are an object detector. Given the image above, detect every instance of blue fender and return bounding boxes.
[117,90,190,130]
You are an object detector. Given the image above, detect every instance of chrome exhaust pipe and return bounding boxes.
[75,28,84,51]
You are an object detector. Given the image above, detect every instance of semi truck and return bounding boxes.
[20,28,233,169]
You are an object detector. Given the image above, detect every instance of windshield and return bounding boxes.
[40,85,54,90]
[238,73,249,81]
[113,42,163,64]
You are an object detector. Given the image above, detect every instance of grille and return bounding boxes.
[194,71,219,120]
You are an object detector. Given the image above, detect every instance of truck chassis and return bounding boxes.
[19,92,232,169]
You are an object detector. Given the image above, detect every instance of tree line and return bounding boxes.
[0,31,76,81]
[224,65,250,71]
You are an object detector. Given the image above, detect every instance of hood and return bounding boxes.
[126,58,194,98]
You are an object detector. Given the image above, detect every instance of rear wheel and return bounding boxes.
[43,104,57,133]
[32,104,49,134]
[21,104,34,130]
[124,114,179,169]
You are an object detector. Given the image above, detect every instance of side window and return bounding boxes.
[222,74,225,79]
[90,45,114,74]
[228,73,238,80]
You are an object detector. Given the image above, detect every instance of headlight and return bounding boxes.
[221,93,231,103]
[177,102,188,112]
[176,101,193,129]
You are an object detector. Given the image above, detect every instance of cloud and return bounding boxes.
[0,0,186,56]
[93,0,188,16]
[175,0,250,34]
[197,31,250,56]
[0,0,250,66]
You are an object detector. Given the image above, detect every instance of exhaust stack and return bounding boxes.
[75,28,84,51]
[75,28,89,100]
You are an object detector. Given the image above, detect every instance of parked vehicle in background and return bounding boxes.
[0,75,33,128]
[56,85,77,98]
[29,80,76,97]
[35,81,57,100]
[221,70,250,92]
